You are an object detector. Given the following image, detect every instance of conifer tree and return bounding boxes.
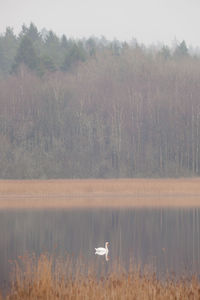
[62,43,86,71]
[0,27,18,73]
[12,36,39,71]
[174,40,188,57]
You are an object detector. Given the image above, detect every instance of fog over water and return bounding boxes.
[1,206,200,290]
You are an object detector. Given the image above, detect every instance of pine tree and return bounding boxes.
[44,30,62,67]
[12,36,39,71]
[62,43,86,71]
[40,55,56,72]
[61,35,68,49]
[86,38,96,56]
[159,45,171,59]
[174,40,188,58]
[27,23,41,42]
[0,27,18,73]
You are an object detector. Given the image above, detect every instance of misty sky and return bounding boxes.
[1,0,200,47]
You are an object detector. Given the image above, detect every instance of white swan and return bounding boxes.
[95,242,109,257]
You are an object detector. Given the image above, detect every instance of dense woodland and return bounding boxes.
[0,23,200,178]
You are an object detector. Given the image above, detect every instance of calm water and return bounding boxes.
[0,207,200,289]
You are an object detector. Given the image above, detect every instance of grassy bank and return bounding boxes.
[0,254,199,299]
[0,178,200,209]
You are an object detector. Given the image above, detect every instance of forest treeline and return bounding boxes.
[0,23,200,178]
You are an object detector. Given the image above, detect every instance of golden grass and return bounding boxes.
[0,178,200,209]
[3,253,200,299]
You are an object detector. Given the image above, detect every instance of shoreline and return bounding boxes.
[0,178,200,209]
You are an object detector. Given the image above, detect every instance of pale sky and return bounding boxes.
[1,0,200,47]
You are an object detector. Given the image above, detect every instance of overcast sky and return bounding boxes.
[1,0,200,47]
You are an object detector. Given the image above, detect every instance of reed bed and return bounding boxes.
[2,253,200,299]
[1,178,200,209]
[1,178,200,195]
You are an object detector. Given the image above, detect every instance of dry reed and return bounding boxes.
[3,253,200,299]
[0,178,200,209]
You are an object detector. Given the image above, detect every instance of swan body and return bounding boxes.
[95,242,109,256]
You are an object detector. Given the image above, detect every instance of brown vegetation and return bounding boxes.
[0,178,200,209]
[2,253,200,299]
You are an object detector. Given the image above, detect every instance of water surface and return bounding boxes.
[0,207,200,289]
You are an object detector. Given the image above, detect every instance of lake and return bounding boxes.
[1,206,200,291]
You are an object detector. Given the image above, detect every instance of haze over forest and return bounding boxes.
[0,23,200,179]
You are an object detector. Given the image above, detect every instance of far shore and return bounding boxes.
[0,178,200,209]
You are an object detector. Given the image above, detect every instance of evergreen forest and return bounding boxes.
[0,23,200,178]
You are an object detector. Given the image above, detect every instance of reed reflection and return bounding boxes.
[0,207,200,288]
